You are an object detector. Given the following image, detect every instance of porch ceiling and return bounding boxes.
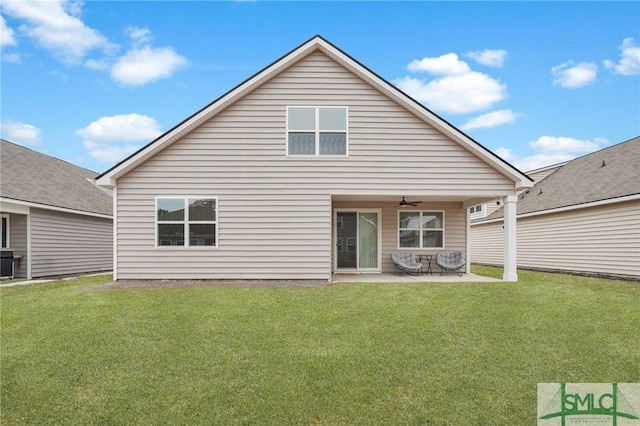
[331,194,502,204]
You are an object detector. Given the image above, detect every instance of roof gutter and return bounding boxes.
[0,197,113,220]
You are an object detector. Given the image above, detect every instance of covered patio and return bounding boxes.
[331,194,520,282]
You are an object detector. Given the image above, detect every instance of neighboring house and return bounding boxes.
[0,139,113,279]
[468,162,567,221]
[471,136,640,280]
[96,35,533,282]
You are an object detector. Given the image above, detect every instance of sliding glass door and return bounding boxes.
[335,210,380,271]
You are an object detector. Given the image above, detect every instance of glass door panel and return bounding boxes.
[358,213,378,269]
[337,212,357,269]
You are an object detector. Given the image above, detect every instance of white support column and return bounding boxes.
[503,195,518,282]
[465,206,471,273]
[26,209,32,279]
[112,186,118,281]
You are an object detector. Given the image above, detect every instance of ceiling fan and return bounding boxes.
[399,197,423,207]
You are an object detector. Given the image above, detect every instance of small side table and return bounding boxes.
[418,255,433,275]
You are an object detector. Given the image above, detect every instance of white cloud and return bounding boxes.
[125,26,152,46]
[2,53,22,64]
[395,71,507,114]
[496,136,608,171]
[1,0,114,64]
[551,61,598,88]
[0,119,42,146]
[460,109,520,131]
[3,3,187,86]
[82,140,142,163]
[110,45,188,87]
[398,51,508,114]
[407,53,471,75]
[529,135,606,153]
[603,37,640,76]
[77,113,162,162]
[466,49,507,67]
[84,58,110,71]
[1,13,16,46]
[106,27,187,86]
[77,113,162,142]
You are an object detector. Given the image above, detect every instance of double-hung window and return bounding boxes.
[287,106,348,156]
[398,211,444,249]
[157,198,217,247]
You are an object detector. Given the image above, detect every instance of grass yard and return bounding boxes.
[1,267,639,425]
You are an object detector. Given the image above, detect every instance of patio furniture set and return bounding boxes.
[390,251,466,276]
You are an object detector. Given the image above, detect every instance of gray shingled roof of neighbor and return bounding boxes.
[477,136,640,222]
[0,139,112,216]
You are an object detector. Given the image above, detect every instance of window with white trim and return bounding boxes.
[398,211,444,249]
[287,106,348,156]
[470,205,483,214]
[156,198,217,247]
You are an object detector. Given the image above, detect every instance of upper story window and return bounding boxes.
[156,198,217,248]
[287,106,348,156]
[470,205,483,214]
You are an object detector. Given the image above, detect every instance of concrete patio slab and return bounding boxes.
[331,273,501,283]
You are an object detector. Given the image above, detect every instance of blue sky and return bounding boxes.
[1,1,639,174]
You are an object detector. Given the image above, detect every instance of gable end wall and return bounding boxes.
[116,51,514,279]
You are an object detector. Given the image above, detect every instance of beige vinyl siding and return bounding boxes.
[469,220,504,266]
[116,51,514,280]
[30,208,112,278]
[8,214,28,278]
[470,200,640,278]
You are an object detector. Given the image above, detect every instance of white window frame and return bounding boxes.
[1,214,9,248]
[286,106,349,157]
[397,210,445,249]
[155,197,218,249]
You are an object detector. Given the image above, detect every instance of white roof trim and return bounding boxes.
[525,161,568,175]
[96,35,532,188]
[0,197,113,220]
[470,193,640,225]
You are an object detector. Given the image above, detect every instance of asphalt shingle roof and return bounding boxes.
[479,136,640,221]
[0,139,112,216]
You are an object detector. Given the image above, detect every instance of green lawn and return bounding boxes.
[1,268,639,425]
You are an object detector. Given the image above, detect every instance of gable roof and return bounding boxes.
[96,35,533,189]
[1,139,112,217]
[476,136,640,221]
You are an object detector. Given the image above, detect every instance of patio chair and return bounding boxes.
[436,251,466,276]
[390,252,423,276]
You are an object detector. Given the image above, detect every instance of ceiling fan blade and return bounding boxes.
[399,197,423,207]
